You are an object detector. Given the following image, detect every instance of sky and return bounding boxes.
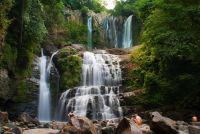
[102,0,127,9]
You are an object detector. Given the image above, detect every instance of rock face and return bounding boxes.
[0,69,13,104]
[5,58,40,119]
[150,111,178,134]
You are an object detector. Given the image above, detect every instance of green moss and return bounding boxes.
[13,80,28,102]
[57,49,82,90]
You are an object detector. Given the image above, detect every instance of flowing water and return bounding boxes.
[122,15,133,48]
[58,51,123,121]
[87,16,92,50]
[38,50,58,121]
[103,16,118,48]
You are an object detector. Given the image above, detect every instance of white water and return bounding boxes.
[58,51,123,120]
[122,15,133,48]
[87,17,92,50]
[38,50,58,121]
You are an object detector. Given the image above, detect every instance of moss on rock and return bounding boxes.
[56,47,82,90]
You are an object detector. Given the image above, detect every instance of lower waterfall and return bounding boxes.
[58,51,123,121]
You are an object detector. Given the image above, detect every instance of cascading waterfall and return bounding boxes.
[122,15,133,48]
[58,51,123,121]
[38,50,58,121]
[87,16,92,50]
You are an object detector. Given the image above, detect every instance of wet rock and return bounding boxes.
[116,117,143,134]
[150,111,178,134]
[0,111,8,124]
[188,125,200,134]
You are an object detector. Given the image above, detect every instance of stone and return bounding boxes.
[18,112,39,125]
[191,122,200,127]
[106,48,128,55]
[27,123,36,128]
[3,131,13,134]
[23,128,59,134]
[0,111,9,124]
[116,117,143,134]
[188,125,200,134]
[101,126,115,134]
[70,116,97,134]
[139,124,152,134]
[0,69,12,103]
[60,125,82,134]
[71,44,86,52]
[12,127,23,134]
[150,111,178,134]
[43,123,50,128]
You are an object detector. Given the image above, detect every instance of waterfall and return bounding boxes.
[103,16,118,48]
[122,15,133,48]
[87,16,92,50]
[58,51,123,121]
[38,50,58,121]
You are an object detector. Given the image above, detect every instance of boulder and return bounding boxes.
[188,125,200,134]
[18,112,39,125]
[59,124,82,134]
[150,111,178,134]
[0,111,8,124]
[70,116,97,134]
[115,117,143,134]
[12,127,23,134]
[139,124,152,134]
[102,126,115,134]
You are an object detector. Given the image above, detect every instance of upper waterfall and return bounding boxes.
[87,16,92,50]
[122,15,133,48]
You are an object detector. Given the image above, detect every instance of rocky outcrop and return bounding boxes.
[0,69,13,104]
[150,111,178,134]
[18,112,39,125]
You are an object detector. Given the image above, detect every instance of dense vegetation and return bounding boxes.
[1,0,200,112]
[126,0,200,110]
